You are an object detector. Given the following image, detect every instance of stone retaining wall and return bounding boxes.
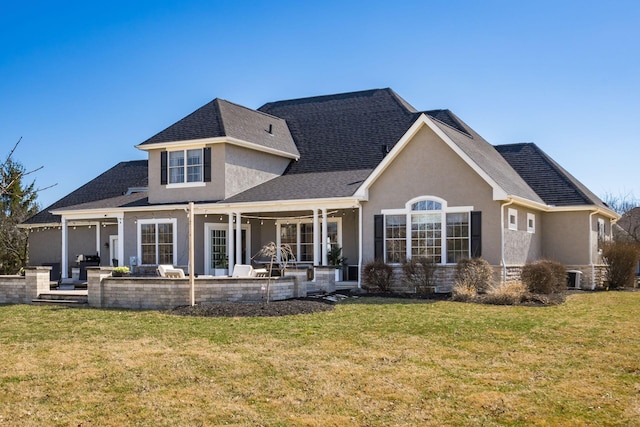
[0,267,51,304]
[88,268,295,310]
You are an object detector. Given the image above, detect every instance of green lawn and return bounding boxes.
[1,292,638,426]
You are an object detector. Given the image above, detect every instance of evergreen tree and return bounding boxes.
[0,159,39,274]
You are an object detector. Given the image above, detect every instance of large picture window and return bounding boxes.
[383,197,471,265]
[137,219,177,265]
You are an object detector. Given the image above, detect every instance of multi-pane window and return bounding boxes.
[169,149,202,184]
[139,220,175,265]
[385,215,406,263]
[383,197,471,265]
[446,212,469,263]
[277,220,341,263]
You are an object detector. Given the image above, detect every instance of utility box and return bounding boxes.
[567,270,582,289]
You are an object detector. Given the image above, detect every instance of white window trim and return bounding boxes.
[527,213,535,234]
[137,218,177,266]
[276,218,342,263]
[167,148,204,186]
[382,197,473,265]
[508,208,518,231]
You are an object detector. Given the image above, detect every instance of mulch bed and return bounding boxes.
[168,299,335,317]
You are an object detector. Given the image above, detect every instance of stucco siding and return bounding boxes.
[361,124,503,265]
[224,145,290,198]
[541,211,590,265]
[28,229,61,266]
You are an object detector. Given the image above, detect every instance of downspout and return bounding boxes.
[589,210,597,290]
[357,201,363,289]
[500,199,514,284]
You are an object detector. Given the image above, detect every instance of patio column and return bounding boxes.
[61,217,68,279]
[313,209,320,266]
[321,208,328,265]
[235,212,242,265]
[95,222,101,257]
[228,214,235,270]
[117,215,124,268]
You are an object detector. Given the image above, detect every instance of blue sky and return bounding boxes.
[2,0,639,209]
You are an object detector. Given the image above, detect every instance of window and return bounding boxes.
[169,149,202,184]
[385,215,406,263]
[597,218,607,250]
[508,208,518,231]
[137,219,177,265]
[276,219,341,263]
[527,213,536,233]
[383,197,472,264]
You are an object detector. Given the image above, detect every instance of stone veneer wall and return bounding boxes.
[0,267,51,304]
[87,268,295,310]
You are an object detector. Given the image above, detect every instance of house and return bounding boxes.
[22,88,618,290]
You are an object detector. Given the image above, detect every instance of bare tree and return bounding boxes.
[602,190,639,215]
[1,137,55,196]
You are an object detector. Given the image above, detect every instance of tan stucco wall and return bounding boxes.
[361,124,503,265]
[224,145,290,198]
[27,229,61,265]
[147,143,290,204]
[541,211,592,265]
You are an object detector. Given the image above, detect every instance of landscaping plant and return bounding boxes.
[520,259,566,294]
[454,257,494,293]
[402,257,437,295]
[601,241,640,289]
[362,259,393,292]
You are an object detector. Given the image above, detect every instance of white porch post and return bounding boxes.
[358,203,363,288]
[313,209,320,266]
[117,215,124,268]
[61,217,68,279]
[228,214,235,271]
[235,212,242,265]
[95,222,101,257]
[321,208,328,265]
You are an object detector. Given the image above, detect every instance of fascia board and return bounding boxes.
[136,137,300,160]
[199,197,363,214]
[353,114,509,200]
[505,196,620,220]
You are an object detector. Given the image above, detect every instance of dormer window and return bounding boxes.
[170,149,202,183]
[160,147,211,186]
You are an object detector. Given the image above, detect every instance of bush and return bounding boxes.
[484,281,527,305]
[602,241,640,289]
[402,257,437,295]
[451,280,477,302]
[520,260,566,294]
[362,259,393,292]
[455,258,494,293]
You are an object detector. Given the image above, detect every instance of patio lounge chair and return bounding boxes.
[157,264,185,278]
[231,264,254,277]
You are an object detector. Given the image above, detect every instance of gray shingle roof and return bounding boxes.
[224,169,373,203]
[258,88,422,174]
[139,99,299,158]
[428,112,545,204]
[23,160,148,225]
[495,143,607,207]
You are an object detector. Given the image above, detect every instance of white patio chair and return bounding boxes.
[157,264,185,278]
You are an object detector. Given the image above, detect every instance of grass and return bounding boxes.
[1,292,639,426]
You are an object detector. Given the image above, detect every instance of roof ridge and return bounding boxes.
[423,109,472,137]
[213,99,226,136]
[259,88,389,110]
[217,98,287,122]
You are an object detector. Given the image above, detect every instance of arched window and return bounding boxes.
[382,197,472,264]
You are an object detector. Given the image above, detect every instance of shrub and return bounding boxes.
[455,258,494,293]
[602,241,640,289]
[402,257,437,295]
[484,281,527,305]
[362,259,393,292]
[451,280,477,302]
[520,260,566,294]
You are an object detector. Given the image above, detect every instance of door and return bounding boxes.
[204,224,251,275]
[109,235,119,266]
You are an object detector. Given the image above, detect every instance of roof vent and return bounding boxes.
[267,124,273,135]
[381,144,390,156]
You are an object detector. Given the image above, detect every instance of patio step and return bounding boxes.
[32,291,88,307]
